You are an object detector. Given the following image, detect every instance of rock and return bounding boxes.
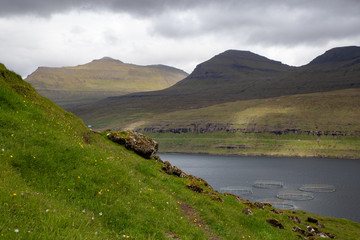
[266,219,284,229]
[187,181,203,193]
[108,131,158,159]
[254,202,270,210]
[306,225,335,238]
[172,165,188,178]
[307,217,318,224]
[292,226,312,237]
[288,215,301,224]
[270,208,284,215]
[242,208,253,215]
[162,161,173,175]
[153,155,164,163]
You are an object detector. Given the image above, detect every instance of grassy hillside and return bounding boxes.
[25,57,188,107]
[2,65,360,239]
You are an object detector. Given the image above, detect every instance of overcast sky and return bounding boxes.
[0,0,359,77]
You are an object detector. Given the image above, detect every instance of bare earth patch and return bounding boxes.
[178,201,222,240]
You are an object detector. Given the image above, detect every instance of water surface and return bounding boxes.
[159,153,360,223]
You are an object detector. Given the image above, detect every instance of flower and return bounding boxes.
[14,229,19,233]
[99,212,102,216]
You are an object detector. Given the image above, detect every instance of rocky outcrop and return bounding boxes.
[288,215,301,224]
[242,208,253,215]
[107,131,158,159]
[187,180,204,193]
[266,218,284,229]
[138,123,360,136]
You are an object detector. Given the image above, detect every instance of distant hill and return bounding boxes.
[71,46,360,125]
[25,57,188,107]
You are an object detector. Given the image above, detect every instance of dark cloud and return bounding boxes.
[0,0,204,17]
[148,0,360,46]
[0,0,359,77]
[2,0,359,46]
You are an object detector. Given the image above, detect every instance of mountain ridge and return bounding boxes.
[25,57,188,107]
[72,46,360,117]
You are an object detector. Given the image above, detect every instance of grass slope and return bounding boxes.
[1,63,360,239]
[25,57,188,107]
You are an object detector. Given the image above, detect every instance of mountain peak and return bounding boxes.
[189,49,291,78]
[310,46,360,64]
[91,57,123,64]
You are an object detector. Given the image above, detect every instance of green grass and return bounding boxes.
[1,63,360,239]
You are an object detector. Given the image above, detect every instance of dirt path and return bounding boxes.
[177,201,222,240]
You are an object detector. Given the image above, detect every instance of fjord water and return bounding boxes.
[159,153,360,223]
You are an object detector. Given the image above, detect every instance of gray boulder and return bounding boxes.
[108,131,158,159]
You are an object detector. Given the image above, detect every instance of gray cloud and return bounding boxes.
[149,0,360,46]
[0,0,359,77]
[2,0,359,46]
[0,0,203,17]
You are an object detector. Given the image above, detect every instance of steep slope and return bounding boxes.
[25,57,188,107]
[1,63,360,238]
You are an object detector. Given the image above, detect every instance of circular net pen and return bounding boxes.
[253,180,284,189]
[276,190,314,201]
[299,184,336,193]
[257,198,295,210]
[219,186,253,196]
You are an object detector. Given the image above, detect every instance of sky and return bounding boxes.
[0,0,359,78]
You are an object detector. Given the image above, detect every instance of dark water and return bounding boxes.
[159,153,360,223]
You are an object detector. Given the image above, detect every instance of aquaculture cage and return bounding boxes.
[257,198,295,210]
[299,184,336,193]
[253,180,284,189]
[219,186,253,195]
[276,190,314,201]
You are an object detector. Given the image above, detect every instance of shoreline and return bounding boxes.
[157,150,360,160]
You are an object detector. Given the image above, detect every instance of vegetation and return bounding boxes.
[2,64,360,239]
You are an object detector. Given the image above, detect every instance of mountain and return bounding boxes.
[25,57,188,107]
[68,46,360,159]
[71,46,360,123]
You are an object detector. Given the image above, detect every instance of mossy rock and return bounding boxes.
[108,130,158,159]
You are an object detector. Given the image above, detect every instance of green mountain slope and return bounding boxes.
[25,57,188,107]
[68,47,360,158]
